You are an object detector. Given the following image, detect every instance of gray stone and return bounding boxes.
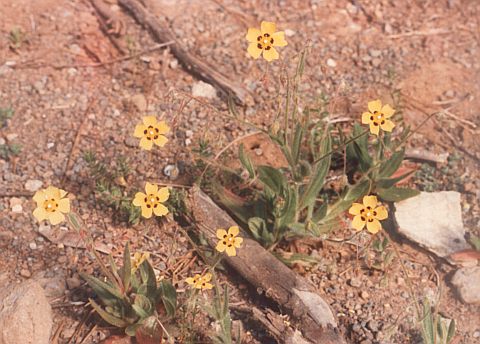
[394,191,468,258]
[191,81,217,99]
[0,280,52,344]
[25,179,43,192]
[451,267,480,304]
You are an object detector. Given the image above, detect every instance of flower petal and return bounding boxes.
[369,123,380,135]
[225,245,237,256]
[363,195,378,208]
[143,116,157,126]
[366,219,382,234]
[351,215,366,231]
[381,104,395,118]
[139,137,153,150]
[59,189,68,198]
[362,112,372,124]
[203,273,212,282]
[156,121,170,135]
[203,282,213,290]
[246,27,261,42]
[368,100,382,113]
[228,226,239,236]
[48,211,65,225]
[374,206,388,220]
[45,186,61,200]
[247,42,262,59]
[153,204,169,217]
[272,31,287,47]
[216,229,227,239]
[133,192,146,206]
[261,21,276,35]
[145,182,158,195]
[153,135,168,147]
[185,277,195,285]
[380,120,395,132]
[156,187,170,203]
[57,198,70,213]
[349,203,364,215]
[263,47,279,62]
[216,239,226,252]
[141,205,153,219]
[33,207,48,222]
[134,124,147,138]
[234,236,243,248]
[33,190,46,205]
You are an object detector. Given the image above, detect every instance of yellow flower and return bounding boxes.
[133,116,170,150]
[132,182,169,218]
[246,21,288,62]
[185,273,213,290]
[215,226,243,256]
[131,252,150,271]
[361,100,395,135]
[32,186,70,225]
[348,195,388,234]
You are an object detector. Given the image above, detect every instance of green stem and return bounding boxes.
[312,129,369,165]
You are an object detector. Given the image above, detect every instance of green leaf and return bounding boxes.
[89,298,129,328]
[139,260,156,288]
[122,243,131,292]
[238,144,255,178]
[312,202,328,222]
[421,299,435,344]
[467,235,480,251]
[80,272,124,301]
[132,294,152,319]
[346,123,372,172]
[376,169,415,189]
[300,131,331,210]
[446,319,455,343]
[291,124,304,165]
[248,217,273,244]
[258,165,287,195]
[125,323,142,336]
[377,187,420,202]
[379,149,405,178]
[344,179,371,201]
[277,186,297,229]
[159,280,177,317]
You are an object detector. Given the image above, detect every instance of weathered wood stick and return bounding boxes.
[118,0,248,104]
[187,187,346,344]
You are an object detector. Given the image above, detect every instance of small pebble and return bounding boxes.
[20,269,31,278]
[25,179,43,192]
[326,58,337,68]
[29,242,37,250]
[349,278,362,288]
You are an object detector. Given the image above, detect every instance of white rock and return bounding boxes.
[394,191,469,258]
[192,81,217,99]
[451,266,480,304]
[285,29,296,37]
[0,280,53,344]
[25,179,43,192]
[11,204,22,213]
[326,58,337,68]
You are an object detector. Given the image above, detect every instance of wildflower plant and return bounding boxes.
[216,51,419,248]
[80,243,177,338]
[32,186,70,225]
[132,182,170,218]
[246,21,288,62]
[133,115,169,150]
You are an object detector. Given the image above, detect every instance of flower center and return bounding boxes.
[143,194,160,208]
[256,33,274,51]
[223,234,235,247]
[360,206,377,222]
[143,126,160,141]
[43,199,58,212]
[370,111,386,126]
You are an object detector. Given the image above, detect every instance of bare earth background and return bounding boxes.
[0,0,479,343]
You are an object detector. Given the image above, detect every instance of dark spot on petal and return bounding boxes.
[265,46,271,50]
[257,35,262,41]
[368,219,373,222]
[227,244,233,247]
[373,122,379,126]
[155,128,159,133]
[223,235,227,239]
[153,204,158,208]
[144,197,147,202]
[381,120,385,125]
[147,137,152,140]
[373,211,377,216]
[146,204,151,208]
[223,241,227,245]
[370,116,374,121]
[154,135,158,139]
[257,43,262,49]
[361,216,366,221]
[144,129,147,134]
[264,33,270,37]
[270,38,274,44]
